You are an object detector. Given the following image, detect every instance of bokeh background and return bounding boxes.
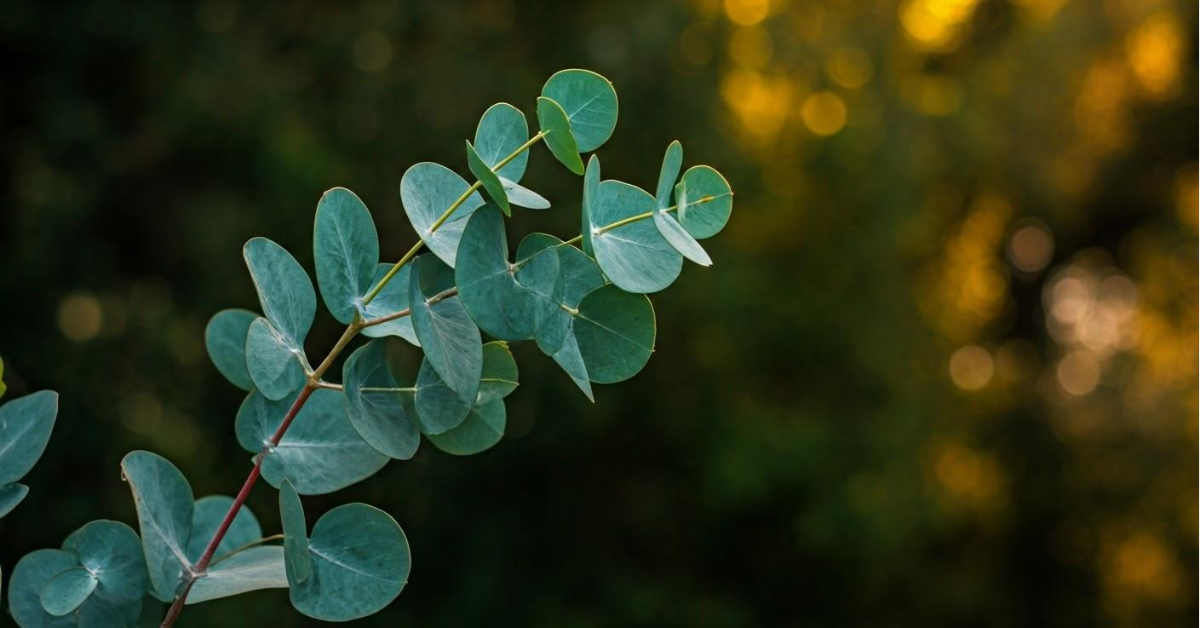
[1,0,1196,626]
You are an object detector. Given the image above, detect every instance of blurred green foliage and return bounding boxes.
[0,0,1195,626]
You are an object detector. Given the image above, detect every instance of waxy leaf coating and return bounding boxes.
[40,567,96,617]
[574,285,656,384]
[580,155,600,257]
[400,162,486,268]
[279,479,310,585]
[187,546,287,605]
[414,357,472,435]
[428,342,518,456]
[590,180,683,293]
[204,309,257,391]
[536,97,584,175]
[52,520,148,621]
[0,390,58,486]
[500,177,551,209]
[343,341,420,460]
[465,140,511,215]
[245,317,307,401]
[541,69,619,153]
[676,165,734,239]
[474,103,529,182]
[8,549,78,628]
[0,482,30,519]
[656,178,712,266]
[288,503,410,622]
[120,451,194,603]
[360,263,419,346]
[314,187,380,324]
[186,495,263,564]
[243,237,316,348]
[410,255,482,408]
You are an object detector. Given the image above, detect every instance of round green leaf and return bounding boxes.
[360,263,419,346]
[289,504,410,622]
[479,341,519,401]
[204,309,257,391]
[518,234,606,355]
[120,451,194,603]
[574,285,656,384]
[279,479,310,585]
[456,206,560,341]
[677,165,734,239]
[187,546,287,605]
[235,388,389,495]
[655,180,712,266]
[414,357,472,435]
[343,341,420,460]
[314,187,380,324]
[243,237,316,347]
[186,496,263,564]
[428,396,506,456]
[40,567,96,616]
[0,482,30,518]
[474,102,529,182]
[500,177,551,210]
[400,162,486,268]
[541,69,619,153]
[8,549,78,628]
[536,97,584,175]
[466,140,511,216]
[244,317,307,401]
[61,520,148,609]
[550,332,594,401]
[590,180,683,293]
[410,255,482,406]
[0,390,58,486]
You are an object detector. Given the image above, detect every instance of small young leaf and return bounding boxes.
[56,520,148,623]
[676,165,734,239]
[655,180,712,266]
[243,237,316,348]
[590,180,683,293]
[245,317,307,401]
[204,309,257,391]
[414,357,472,435]
[0,482,30,518]
[314,187,380,324]
[40,567,96,616]
[235,388,389,495]
[0,390,58,486]
[8,549,78,628]
[120,451,194,603]
[466,140,511,216]
[474,102,529,182]
[288,504,410,622]
[541,69,619,153]
[186,546,287,605]
[536,97,584,175]
[343,341,421,460]
[500,177,551,210]
[279,479,310,585]
[186,496,263,564]
[410,255,482,407]
[427,396,506,456]
[400,162,486,268]
[360,263,420,346]
[574,285,656,384]
[655,140,683,210]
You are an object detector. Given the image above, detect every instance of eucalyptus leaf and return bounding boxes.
[186,547,287,605]
[245,317,307,401]
[0,482,30,518]
[427,396,506,456]
[235,388,389,495]
[120,451,194,603]
[410,255,482,406]
[8,549,78,628]
[479,341,519,401]
[541,69,619,153]
[60,520,149,611]
[466,140,511,216]
[676,165,734,239]
[574,285,656,384]
[314,187,380,324]
[655,140,683,210]
[0,390,58,486]
[580,155,600,257]
[279,479,310,585]
[413,357,472,435]
[536,97,583,175]
[550,332,594,401]
[186,496,263,563]
[360,263,419,346]
[40,567,96,616]
[203,309,257,391]
[474,102,529,182]
[400,162,486,268]
[500,177,551,210]
[590,180,683,293]
[655,181,712,266]
[288,504,410,622]
[343,341,420,460]
[243,237,316,347]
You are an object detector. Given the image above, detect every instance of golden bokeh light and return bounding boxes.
[723,0,770,26]
[728,25,774,69]
[949,344,994,390]
[800,91,847,136]
[1057,350,1101,396]
[1125,10,1183,99]
[827,47,873,89]
[1007,219,1055,273]
[58,293,103,342]
[899,0,982,53]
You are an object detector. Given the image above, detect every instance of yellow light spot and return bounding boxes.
[1125,11,1182,99]
[800,91,846,137]
[58,293,103,342]
[1007,220,1054,273]
[900,0,982,53]
[949,344,994,390]
[352,31,392,73]
[1057,350,1100,396]
[728,25,773,69]
[827,48,873,89]
[724,0,770,26]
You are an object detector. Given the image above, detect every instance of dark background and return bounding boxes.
[1,0,1196,626]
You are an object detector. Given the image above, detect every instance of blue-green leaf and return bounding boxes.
[120,451,193,603]
[500,177,551,210]
[414,357,472,435]
[343,341,420,460]
[541,69,619,153]
[536,97,584,175]
[590,180,683,293]
[474,102,529,182]
[56,520,148,624]
[456,206,560,341]
[186,496,263,564]
[479,341,519,401]
[466,140,511,216]
[288,504,410,622]
[550,332,594,401]
[360,263,419,346]
[410,255,482,407]
[655,141,683,209]
[279,479,310,585]
[40,567,96,616]
[243,237,316,348]
[0,482,30,518]
[245,317,307,401]
[235,388,388,495]
[8,549,78,628]
[574,285,656,384]
[581,155,600,257]
[203,309,257,391]
[676,165,734,239]
[400,162,486,268]
[656,181,712,266]
[314,187,380,324]
[428,396,506,456]
[0,390,58,486]
[187,546,287,605]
